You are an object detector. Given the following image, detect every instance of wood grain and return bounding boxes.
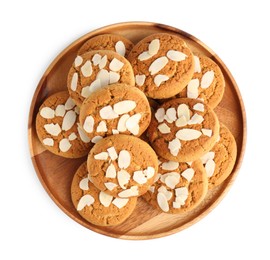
[28,22,247,240]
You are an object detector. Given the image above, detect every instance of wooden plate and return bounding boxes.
[28,22,246,240]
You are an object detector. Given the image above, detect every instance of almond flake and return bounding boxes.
[201,71,214,89]
[149,56,169,75]
[104,182,118,191]
[175,187,188,198]
[188,113,204,125]
[77,123,91,143]
[181,168,194,182]
[59,138,71,152]
[118,150,131,169]
[112,129,119,135]
[62,110,76,131]
[117,169,130,189]
[91,136,103,143]
[112,198,129,209]
[166,108,177,122]
[113,100,136,115]
[65,97,76,110]
[175,115,188,127]
[173,202,181,209]
[144,167,155,179]
[109,58,124,72]
[176,129,202,141]
[201,151,215,164]
[135,75,146,86]
[154,173,161,183]
[166,50,187,61]
[187,79,199,98]
[133,170,147,184]
[138,51,152,61]
[106,163,117,178]
[77,194,95,211]
[83,115,94,133]
[74,106,80,114]
[205,159,216,177]
[55,105,65,117]
[118,187,138,198]
[40,107,55,119]
[44,123,61,136]
[96,69,109,86]
[89,78,102,93]
[98,55,107,69]
[158,123,171,134]
[117,114,130,132]
[161,161,179,171]
[79,177,89,190]
[81,60,93,77]
[99,105,119,120]
[96,121,107,133]
[163,115,173,123]
[177,104,190,121]
[42,138,54,146]
[107,146,118,160]
[149,186,155,193]
[81,86,91,98]
[193,103,204,112]
[92,54,102,65]
[109,71,120,84]
[202,128,212,137]
[216,135,220,142]
[126,113,141,135]
[154,74,169,87]
[115,41,126,56]
[157,192,169,212]
[158,186,173,200]
[155,108,165,123]
[74,56,83,67]
[148,39,160,55]
[194,56,201,73]
[71,73,78,91]
[168,138,181,156]
[68,132,77,141]
[164,173,180,189]
[99,191,113,207]
[94,152,108,160]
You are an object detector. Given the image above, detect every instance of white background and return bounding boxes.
[0,0,269,259]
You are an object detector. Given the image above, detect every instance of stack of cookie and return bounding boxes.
[36,33,237,226]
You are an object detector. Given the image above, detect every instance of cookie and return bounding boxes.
[77,34,134,57]
[71,162,137,226]
[79,83,151,143]
[87,135,158,198]
[201,123,237,189]
[67,50,135,107]
[128,33,194,99]
[147,98,219,162]
[143,159,208,213]
[176,54,225,108]
[36,91,91,158]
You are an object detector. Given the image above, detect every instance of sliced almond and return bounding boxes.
[144,167,155,179]
[77,194,95,211]
[74,106,80,114]
[193,103,204,112]
[187,79,199,99]
[112,198,129,209]
[109,58,124,72]
[55,105,65,117]
[133,170,147,184]
[109,71,120,84]
[117,114,130,132]
[68,132,77,141]
[149,56,169,75]
[154,173,161,183]
[112,129,119,135]
[79,177,89,191]
[173,202,181,209]
[166,50,187,61]
[163,115,173,123]
[106,163,117,178]
[104,182,118,191]
[164,173,180,189]
[91,136,103,144]
[98,55,107,69]
[158,123,171,134]
[92,54,102,65]
[201,71,214,89]
[44,123,61,136]
[166,108,177,122]
[155,108,165,123]
[216,135,221,142]
[168,138,181,156]
[158,186,173,201]
[201,151,215,164]
[118,150,131,169]
[118,187,138,198]
[96,69,109,86]
[81,86,91,98]
[42,138,54,146]
[181,168,194,182]
[71,73,78,91]
[149,186,155,193]
[126,113,141,135]
[113,100,136,115]
[89,78,102,93]
[77,123,91,143]
[96,121,107,133]
[59,138,72,152]
[177,104,190,121]
[83,115,94,133]
[99,191,113,207]
[194,56,201,73]
[175,115,188,127]
[135,74,146,86]
[138,51,152,61]
[117,169,130,189]
[201,128,212,137]
[176,129,202,141]
[148,39,160,55]
[154,74,169,87]
[175,187,188,198]
[40,107,55,119]
[205,159,216,177]
[161,161,179,171]
[188,113,204,125]
[115,41,126,56]
[74,56,83,67]
[107,146,118,160]
[99,105,119,120]
[157,192,169,212]
[94,152,108,160]
[81,60,93,77]
[65,97,76,110]
[62,110,76,131]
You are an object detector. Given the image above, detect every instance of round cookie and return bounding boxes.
[147,98,219,162]
[201,123,237,189]
[36,91,91,158]
[77,34,134,57]
[177,54,225,108]
[67,50,135,107]
[71,162,137,226]
[79,84,151,143]
[87,135,158,198]
[128,33,194,99]
[143,159,208,213]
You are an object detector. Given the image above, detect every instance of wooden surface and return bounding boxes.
[28,22,247,240]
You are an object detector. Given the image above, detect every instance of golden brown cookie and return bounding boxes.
[87,135,158,198]
[176,54,225,109]
[128,33,194,99]
[201,123,237,189]
[143,159,208,213]
[67,50,135,107]
[147,98,219,162]
[77,34,134,57]
[79,84,151,143]
[35,91,91,158]
[71,162,137,226]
